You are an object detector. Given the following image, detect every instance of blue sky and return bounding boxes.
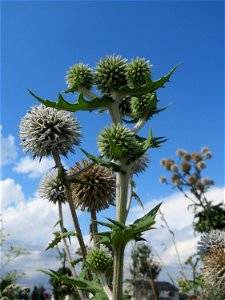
[1,0,224,289]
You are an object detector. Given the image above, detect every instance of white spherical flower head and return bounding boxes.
[39,169,66,204]
[197,229,225,256]
[20,105,82,159]
[132,152,150,174]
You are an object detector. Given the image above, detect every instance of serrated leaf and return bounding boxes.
[45,230,77,250]
[80,148,123,173]
[143,127,167,151]
[119,64,179,97]
[28,90,113,113]
[106,218,126,229]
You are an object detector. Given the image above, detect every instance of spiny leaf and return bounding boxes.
[119,64,179,97]
[45,230,77,250]
[28,89,113,112]
[132,191,144,210]
[80,148,123,173]
[106,218,127,229]
[53,219,61,228]
[143,127,167,151]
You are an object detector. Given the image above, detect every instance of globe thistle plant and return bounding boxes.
[39,169,66,204]
[97,124,143,161]
[69,160,115,212]
[66,63,93,90]
[197,229,225,256]
[130,93,157,119]
[95,55,127,94]
[126,57,152,86]
[20,105,82,159]
[86,248,112,272]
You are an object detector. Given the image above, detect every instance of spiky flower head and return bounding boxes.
[66,63,93,90]
[196,161,206,170]
[95,55,127,94]
[126,57,151,86]
[160,176,167,183]
[201,146,209,153]
[171,164,179,172]
[204,151,213,159]
[197,230,225,256]
[176,148,186,157]
[180,161,191,173]
[132,152,149,174]
[20,105,82,159]
[39,170,66,204]
[69,160,115,212]
[201,248,225,298]
[163,159,175,171]
[98,124,142,161]
[130,93,157,119]
[191,152,202,162]
[188,174,198,185]
[86,248,112,272]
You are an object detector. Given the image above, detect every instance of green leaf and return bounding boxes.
[45,230,77,250]
[28,89,113,112]
[132,191,144,210]
[71,257,83,267]
[80,148,123,173]
[53,219,61,228]
[119,64,179,97]
[142,127,167,151]
[97,203,162,247]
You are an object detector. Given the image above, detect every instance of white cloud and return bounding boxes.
[0,126,18,167]
[0,178,25,210]
[13,156,55,178]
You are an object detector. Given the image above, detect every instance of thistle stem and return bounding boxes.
[116,169,130,224]
[90,209,99,248]
[112,243,125,300]
[57,201,86,300]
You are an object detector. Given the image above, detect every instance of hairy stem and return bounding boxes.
[116,169,130,225]
[57,201,86,300]
[112,243,125,300]
[90,209,99,248]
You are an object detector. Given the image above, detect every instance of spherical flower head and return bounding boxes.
[160,176,167,183]
[86,248,112,272]
[201,177,214,186]
[191,152,202,162]
[95,55,127,94]
[196,161,206,170]
[180,161,191,173]
[197,230,225,256]
[176,149,186,157]
[195,181,204,191]
[69,160,115,212]
[202,248,225,298]
[132,152,149,174]
[201,146,209,154]
[39,169,66,204]
[183,153,192,161]
[188,174,198,185]
[126,57,152,86]
[163,159,175,171]
[66,63,93,90]
[204,151,213,159]
[20,105,82,159]
[130,93,157,119]
[171,174,180,184]
[98,124,142,161]
[171,164,179,172]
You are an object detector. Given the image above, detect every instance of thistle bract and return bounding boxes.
[98,124,142,161]
[126,57,151,86]
[86,248,111,272]
[95,55,127,94]
[69,160,115,212]
[131,93,157,119]
[20,105,82,158]
[66,63,93,90]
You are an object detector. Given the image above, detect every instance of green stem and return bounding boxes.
[116,169,130,224]
[90,209,99,248]
[112,243,125,300]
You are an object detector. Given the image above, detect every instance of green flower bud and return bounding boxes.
[131,93,157,119]
[66,63,93,90]
[95,55,127,94]
[126,57,152,86]
[98,124,142,160]
[86,248,111,272]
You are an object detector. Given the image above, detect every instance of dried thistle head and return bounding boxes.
[180,161,191,173]
[39,169,66,204]
[20,105,82,159]
[188,174,198,185]
[191,152,202,162]
[202,248,225,298]
[69,160,115,212]
[163,159,175,171]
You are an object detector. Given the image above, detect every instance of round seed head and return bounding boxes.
[188,174,198,185]
[171,164,179,172]
[160,176,167,183]
[197,230,225,256]
[126,57,152,86]
[130,93,157,119]
[132,152,149,174]
[98,124,142,161]
[69,160,115,212]
[201,248,225,298]
[195,181,204,191]
[39,169,66,204]
[201,146,209,153]
[201,177,214,186]
[204,151,213,159]
[191,152,202,162]
[180,161,191,173]
[176,149,186,157]
[66,63,93,90]
[95,55,127,94]
[196,161,206,170]
[160,159,166,166]
[183,153,192,161]
[86,248,112,272]
[164,159,175,171]
[20,105,82,159]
